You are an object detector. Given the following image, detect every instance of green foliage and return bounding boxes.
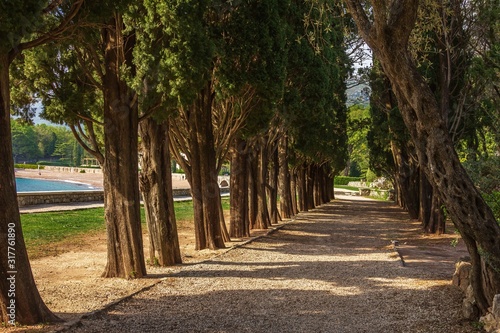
[334,176,362,186]
[11,119,41,162]
[0,0,45,52]
[131,0,215,110]
[365,169,377,182]
[347,104,371,175]
[463,155,500,223]
[14,164,44,170]
[283,1,348,170]
[10,121,83,165]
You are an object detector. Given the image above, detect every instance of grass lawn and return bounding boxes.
[20,198,230,258]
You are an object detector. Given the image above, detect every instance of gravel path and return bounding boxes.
[65,197,473,333]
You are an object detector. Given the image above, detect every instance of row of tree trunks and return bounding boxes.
[376,63,446,234]
[139,118,182,266]
[345,0,500,314]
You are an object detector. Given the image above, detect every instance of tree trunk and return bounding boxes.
[139,118,181,266]
[101,17,146,278]
[419,169,446,235]
[278,135,294,219]
[229,137,250,238]
[306,164,315,210]
[248,150,258,229]
[345,1,500,313]
[391,141,420,219]
[194,82,225,249]
[268,143,280,225]
[290,171,298,215]
[184,105,206,251]
[419,168,432,227]
[0,53,61,326]
[312,165,322,207]
[253,140,270,229]
[297,165,308,212]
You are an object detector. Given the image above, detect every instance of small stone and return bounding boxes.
[492,294,500,319]
[452,261,471,293]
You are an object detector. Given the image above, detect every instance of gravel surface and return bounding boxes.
[58,197,476,333]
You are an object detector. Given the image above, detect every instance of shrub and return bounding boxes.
[14,164,44,170]
[334,176,363,185]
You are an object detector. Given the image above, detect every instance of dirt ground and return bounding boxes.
[6,170,474,332]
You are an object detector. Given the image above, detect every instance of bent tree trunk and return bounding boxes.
[101,17,146,278]
[139,118,181,266]
[346,0,500,314]
[0,53,61,325]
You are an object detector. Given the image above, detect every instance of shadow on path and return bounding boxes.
[66,198,475,333]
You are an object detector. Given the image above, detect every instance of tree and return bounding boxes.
[282,0,348,211]
[0,0,83,325]
[34,124,57,158]
[12,3,148,278]
[10,120,40,163]
[345,0,500,314]
[130,1,184,266]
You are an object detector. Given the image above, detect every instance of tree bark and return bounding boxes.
[252,139,270,229]
[391,141,420,219]
[193,82,225,249]
[306,164,315,210]
[290,171,298,215]
[139,118,181,266]
[345,0,500,313]
[0,53,61,325]
[278,135,294,219]
[297,164,308,212]
[419,169,446,234]
[268,142,280,225]
[229,137,250,238]
[101,16,146,278]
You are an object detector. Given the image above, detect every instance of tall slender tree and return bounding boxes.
[0,0,84,324]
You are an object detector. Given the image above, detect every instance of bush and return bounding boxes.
[14,164,44,170]
[365,169,378,182]
[334,176,363,185]
[38,160,72,167]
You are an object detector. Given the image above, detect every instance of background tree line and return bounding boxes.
[10,120,85,166]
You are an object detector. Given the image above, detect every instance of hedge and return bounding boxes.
[14,164,45,170]
[334,176,363,185]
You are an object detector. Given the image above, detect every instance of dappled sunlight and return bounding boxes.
[366,276,452,290]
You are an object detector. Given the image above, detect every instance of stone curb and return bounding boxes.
[391,240,406,267]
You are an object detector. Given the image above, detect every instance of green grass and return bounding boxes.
[21,208,107,250]
[20,197,231,258]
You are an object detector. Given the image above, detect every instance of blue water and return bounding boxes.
[16,178,95,192]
